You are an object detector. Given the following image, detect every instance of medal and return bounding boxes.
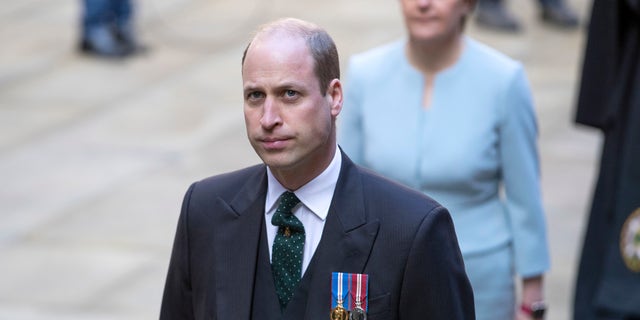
[349,273,368,320]
[349,307,366,320]
[331,272,350,320]
[620,208,640,272]
[330,305,348,320]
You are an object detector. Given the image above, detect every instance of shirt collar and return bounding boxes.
[266,147,342,221]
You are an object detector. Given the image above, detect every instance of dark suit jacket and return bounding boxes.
[160,152,474,319]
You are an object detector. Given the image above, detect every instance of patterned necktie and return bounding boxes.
[271,191,305,310]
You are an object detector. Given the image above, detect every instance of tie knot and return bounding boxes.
[277,191,300,215]
[271,191,303,231]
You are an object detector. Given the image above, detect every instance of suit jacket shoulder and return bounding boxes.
[190,164,266,202]
[161,163,268,320]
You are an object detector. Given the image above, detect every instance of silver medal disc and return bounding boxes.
[349,307,366,320]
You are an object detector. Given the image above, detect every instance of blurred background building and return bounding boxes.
[0,0,597,319]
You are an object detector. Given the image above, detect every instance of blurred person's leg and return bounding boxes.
[475,0,522,32]
[80,0,128,57]
[537,0,579,28]
[111,0,142,54]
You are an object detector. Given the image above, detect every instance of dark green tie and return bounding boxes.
[271,191,305,310]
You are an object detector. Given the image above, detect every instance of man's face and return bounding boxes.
[242,33,342,186]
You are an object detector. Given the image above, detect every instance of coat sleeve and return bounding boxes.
[574,0,618,129]
[159,183,196,320]
[499,65,550,278]
[400,206,475,319]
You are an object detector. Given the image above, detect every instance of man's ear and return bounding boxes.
[327,79,343,117]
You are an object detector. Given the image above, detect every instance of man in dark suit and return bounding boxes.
[160,17,474,320]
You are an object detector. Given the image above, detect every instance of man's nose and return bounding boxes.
[416,0,432,8]
[260,98,282,129]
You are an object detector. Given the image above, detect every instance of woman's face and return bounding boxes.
[400,0,472,43]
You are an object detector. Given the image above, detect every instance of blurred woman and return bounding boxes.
[339,0,550,319]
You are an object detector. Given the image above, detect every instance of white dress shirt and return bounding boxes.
[265,147,342,275]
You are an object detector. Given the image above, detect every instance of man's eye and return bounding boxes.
[284,90,297,97]
[247,92,264,100]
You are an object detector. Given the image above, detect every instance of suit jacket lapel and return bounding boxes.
[284,153,380,320]
[213,166,268,320]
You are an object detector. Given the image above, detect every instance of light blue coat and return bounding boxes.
[339,37,550,279]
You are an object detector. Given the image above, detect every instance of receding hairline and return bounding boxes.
[241,18,340,95]
[256,18,322,39]
[242,18,325,66]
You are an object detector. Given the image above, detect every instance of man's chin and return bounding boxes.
[264,161,294,171]
[258,154,293,170]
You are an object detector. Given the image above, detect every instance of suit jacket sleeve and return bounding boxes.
[400,205,475,319]
[160,183,196,320]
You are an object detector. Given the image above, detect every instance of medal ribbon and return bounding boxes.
[349,273,368,311]
[331,272,350,308]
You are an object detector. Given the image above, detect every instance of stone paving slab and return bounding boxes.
[0,0,597,319]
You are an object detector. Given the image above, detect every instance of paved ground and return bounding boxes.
[0,0,599,319]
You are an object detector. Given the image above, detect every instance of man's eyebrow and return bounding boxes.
[243,84,262,92]
[276,81,306,91]
[244,81,305,92]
